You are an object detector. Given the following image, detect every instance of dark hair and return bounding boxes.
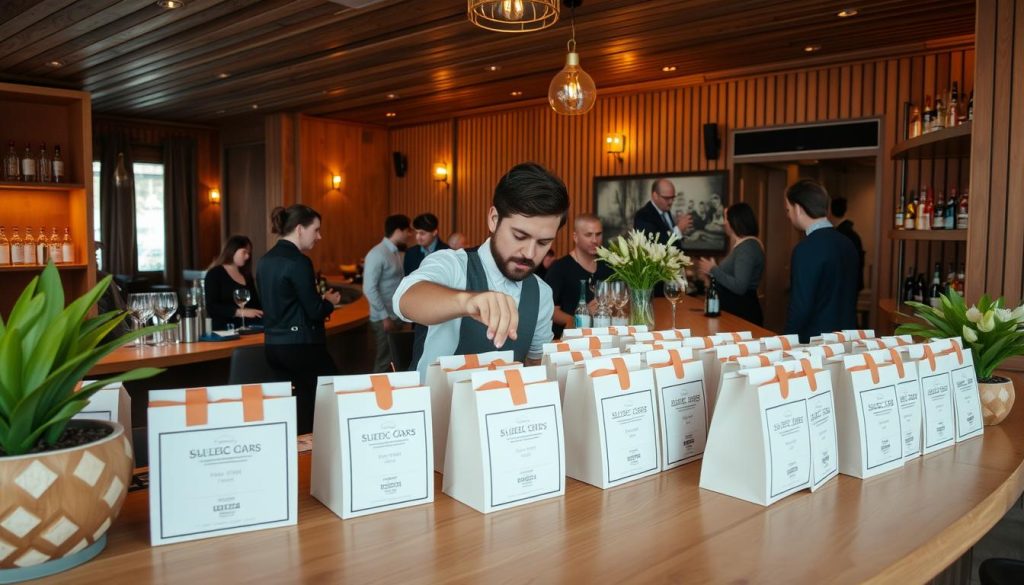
[412,213,439,232]
[384,214,411,236]
[208,235,253,273]
[831,197,848,218]
[785,179,830,219]
[493,162,570,227]
[725,203,759,238]
[271,205,321,236]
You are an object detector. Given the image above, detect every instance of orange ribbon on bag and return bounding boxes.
[555,336,602,352]
[446,356,515,372]
[888,349,906,378]
[822,345,835,358]
[570,349,602,362]
[476,368,531,406]
[849,353,882,384]
[726,333,743,342]
[150,384,271,427]
[354,375,413,410]
[694,336,714,349]
[589,356,631,391]
[939,340,965,365]
[650,349,695,379]
[921,345,939,371]
[778,336,793,350]
[759,359,818,399]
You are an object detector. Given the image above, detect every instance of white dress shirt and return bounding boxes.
[392,238,555,381]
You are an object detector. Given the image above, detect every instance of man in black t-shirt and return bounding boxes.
[544,214,613,337]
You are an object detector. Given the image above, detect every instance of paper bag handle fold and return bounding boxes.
[650,349,694,379]
[476,368,529,405]
[150,384,267,427]
[589,356,631,391]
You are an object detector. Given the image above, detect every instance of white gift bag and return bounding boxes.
[759,334,801,352]
[311,372,433,519]
[562,325,650,347]
[813,329,876,352]
[564,354,660,488]
[645,348,709,469]
[701,357,838,506]
[442,367,565,513]
[785,342,847,362]
[543,348,621,403]
[624,339,685,354]
[904,339,983,446]
[702,340,762,417]
[542,335,616,354]
[425,351,518,472]
[634,329,692,343]
[75,381,132,446]
[853,335,914,353]
[147,383,297,545]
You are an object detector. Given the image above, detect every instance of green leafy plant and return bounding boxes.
[596,230,692,290]
[0,263,170,456]
[896,289,1024,381]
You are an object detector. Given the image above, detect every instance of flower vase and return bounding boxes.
[979,377,1015,425]
[629,286,655,329]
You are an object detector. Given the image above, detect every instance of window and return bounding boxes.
[92,161,102,271]
[91,161,166,273]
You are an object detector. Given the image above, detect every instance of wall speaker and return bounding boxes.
[703,123,720,160]
[392,152,407,178]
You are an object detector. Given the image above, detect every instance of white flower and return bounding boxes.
[1012,305,1024,323]
[996,308,1013,323]
[966,306,983,323]
[978,310,996,332]
[962,325,978,343]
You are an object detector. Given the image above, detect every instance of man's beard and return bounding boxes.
[489,242,537,282]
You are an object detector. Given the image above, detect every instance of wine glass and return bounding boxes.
[609,281,628,326]
[593,280,612,327]
[153,292,178,345]
[127,293,154,348]
[664,280,683,330]
[234,288,252,330]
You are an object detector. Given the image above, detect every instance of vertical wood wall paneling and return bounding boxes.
[388,121,454,238]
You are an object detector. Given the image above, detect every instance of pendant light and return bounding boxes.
[467,0,559,33]
[548,0,595,115]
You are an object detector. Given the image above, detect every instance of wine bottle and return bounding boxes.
[4,141,19,181]
[36,226,48,264]
[929,264,942,308]
[0,226,10,265]
[23,226,37,265]
[916,188,929,231]
[914,273,925,303]
[705,276,720,317]
[37,143,51,183]
[909,105,922,139]
[10,227,24,265]
[947,263,957,295]
[944,189,956,230]
[902,268,916,303]
[21,143,36,182]
[61,227,74,263]
[574,279,592,328]
[957,190,969,229]
[947,82,960,128]
[932,191,946,229]
[895,190,905,228]
[957,264,966,294]
[49,227,62,264]
[922,96,933,132]
[52,144,65,183]
[903,190,916,230]
[968,92,974,120]
[933,96,946,131]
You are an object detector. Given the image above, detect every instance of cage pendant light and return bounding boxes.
[548,0,595,115]
[467,0,559,33]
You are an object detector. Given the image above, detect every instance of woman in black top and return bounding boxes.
[257,205,342,434]
[695,202,765,326]
[205,235,263,330]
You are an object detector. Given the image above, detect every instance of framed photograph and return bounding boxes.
[593,171,730,252]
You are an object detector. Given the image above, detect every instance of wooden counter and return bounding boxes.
[90,297,370,375]
[42,296,1024,584]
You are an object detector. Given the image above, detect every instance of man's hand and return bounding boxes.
[236,308,264,319]
[696,256,717,275]
[461,291,519,348]
[676,212,693,233]
[323,288,342,305]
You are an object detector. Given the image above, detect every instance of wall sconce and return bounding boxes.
[605,133,625,162]
[209,188,220,204]
[332,175,342,189]
[433,163,449,184]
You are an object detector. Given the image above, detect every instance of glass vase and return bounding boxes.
[628,286,655,329]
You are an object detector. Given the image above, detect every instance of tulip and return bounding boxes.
[978,310,997,332]
[966,306,983,323]
[962,325,979,343]
[1012,305,1024,323]
[996,308,1013,323]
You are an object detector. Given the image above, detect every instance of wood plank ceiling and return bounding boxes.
[0,0,976,126]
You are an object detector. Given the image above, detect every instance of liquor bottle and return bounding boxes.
[36,226,48,264]
[705,276,721,317]
[903,190,916,230]
[37,143,51,183]
[4,141,19,181]
[49,227,62,264]
[916,188,929,231]
[957,190,969,229]
[61,227,73,263]
[23,227,37,265]
[932,191,945,229]
[933,96,946,131]
[574,279,592,328]
[902,268,916,303]
[944,188,957,230]
[947,82,960,128]
[20,143,36,182]
[929,264,942,307]
[52,144,65,183]
[947,263,957,295]
[894,190,905,228]
[922,96,933,132]
[909,105,922,138]
[968,92,974,121]
[914,273,925,303]
[957,263,966,294]
[10,227,24,265]
[0,226,10,265]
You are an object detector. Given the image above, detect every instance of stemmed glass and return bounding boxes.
[152,292,179,345]
[127,293,154,348]
[593,281,612,327]
[609,281,628,326]
[234,288,252,330]
[664,280,683,330]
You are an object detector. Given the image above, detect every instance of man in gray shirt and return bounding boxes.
[364,214,412,372]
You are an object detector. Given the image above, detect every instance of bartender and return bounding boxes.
[393,162,569,381]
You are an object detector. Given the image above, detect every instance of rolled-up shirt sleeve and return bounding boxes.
[529,280,556,359]
[392,250,462,322]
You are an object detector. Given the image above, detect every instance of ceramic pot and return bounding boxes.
[979,376,1015,426]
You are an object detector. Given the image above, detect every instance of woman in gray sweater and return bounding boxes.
[695,202,765,326]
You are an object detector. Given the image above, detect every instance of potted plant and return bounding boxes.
[0,263,167,582]
[596,230,691,328]
[897,290,1024,425]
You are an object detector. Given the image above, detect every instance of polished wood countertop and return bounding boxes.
[46,296,1024,584]
[90,297,369,375]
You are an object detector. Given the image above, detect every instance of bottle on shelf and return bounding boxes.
[705,276,720,317]
[909,104,922,139]
[914,273,925,303]
[902,268,916,303]
[944,188,957,230]
[36,226,48,265]
[10,227,24,265]
[932,191,945,230]
[4,141,19,181]
[903,190,916,230]
[929,264,943,307]
[933,96,946,132]
[0,226,10,265]
[52,144,65,183]
[37,143,51,183]
[916,188,929,231]
[23,227,37,265]
[574,279,592,328]
[49,227,62,264]
[61,227,74,264]
[957,263,966,294]
[922,96,933,132]
[968,92,974,121]
[946,82,960,128]
[20,143,36,182]
[947,263,958,295]
[957,190,969,229]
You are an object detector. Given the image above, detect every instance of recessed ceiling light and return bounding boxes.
[804,45,822,53]
[156,0,186,8]
[251,104,259,110]
[510,90,523,97]
[385,112,397,118]
[386,93,398,100]
[837,8,858,17]
[46,59,65,68]
[485,65,502,72]
[217,72,230,79]
[661,65,677,72]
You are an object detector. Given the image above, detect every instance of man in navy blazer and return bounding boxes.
[632,178,693,248]
[783,180,859,343]
[403,213,449,276]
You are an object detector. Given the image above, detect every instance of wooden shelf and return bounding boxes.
[889,229,968,241]
[878,297,927,326]
[0,263,88,272]
[0,181,85,191]
[891,121,972,160]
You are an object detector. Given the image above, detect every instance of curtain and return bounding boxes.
[97,132,137,277]
[162,136,198,291]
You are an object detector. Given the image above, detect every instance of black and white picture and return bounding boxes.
[593,171,730,251]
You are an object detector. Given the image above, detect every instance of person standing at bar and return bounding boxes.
[545,214,612,337]
[782,180,859,343]
[695,203,765,326]
[364,214,412,372]
[394,162,568,381]
[257,205,341,434]
[205,235,263,330]
[633,178,693,247]
[404,213,448,276]
[831,197,865,292]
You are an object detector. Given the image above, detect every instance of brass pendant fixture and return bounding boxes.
[467,0,559,33]
[548,0,595,115]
